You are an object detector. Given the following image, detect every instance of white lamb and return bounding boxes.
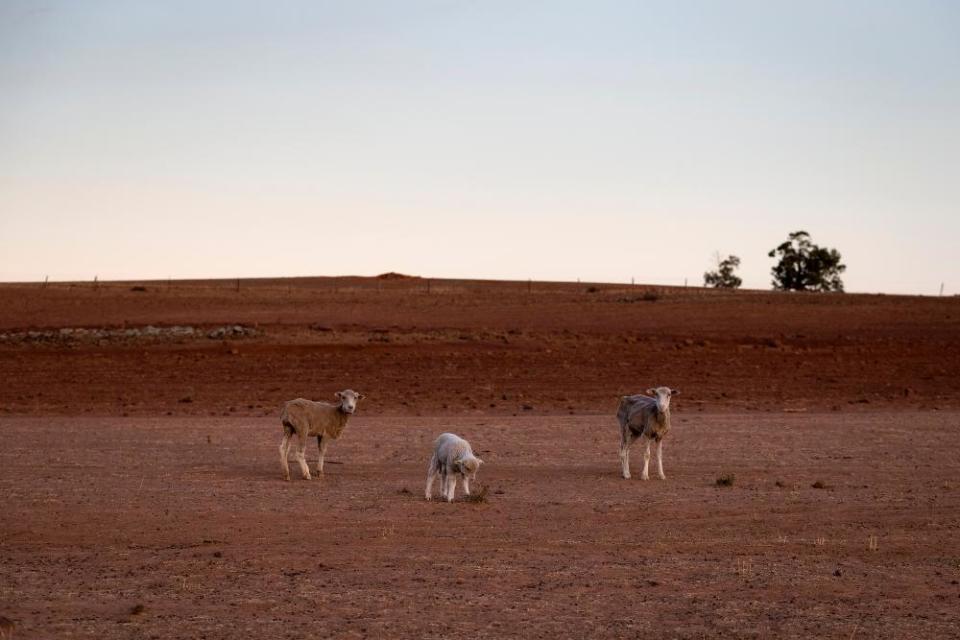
[425,433,483,502]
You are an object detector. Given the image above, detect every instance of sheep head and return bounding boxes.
[456,455,483,481]
[334,389,365,414]
[645,386,679,413]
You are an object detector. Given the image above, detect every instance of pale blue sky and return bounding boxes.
[1,1,958,293]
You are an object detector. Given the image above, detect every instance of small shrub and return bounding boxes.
[811,480,828,489]
[130,604,146,615]
[130,286,147,292]
[586,286,600,293]
[642,291,660,302]
[716,474,735,487]
[464,486,489,503]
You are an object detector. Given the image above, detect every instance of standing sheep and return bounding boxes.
[616,387,680,480]
[279,389,364,481]
[425,433,483,502]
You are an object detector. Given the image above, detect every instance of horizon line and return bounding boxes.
[0,272,953,299]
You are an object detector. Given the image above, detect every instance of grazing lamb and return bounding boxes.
[616,386,680,480]
[279,389,364,481]
[425,433,483,502]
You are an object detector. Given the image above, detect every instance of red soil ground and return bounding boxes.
[0,277,958,416]
[3,414,959,638]
[1,277,959,638]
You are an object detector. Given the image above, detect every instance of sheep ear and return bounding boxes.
[671,389,680,396]
[356,393,365,401]
[334,392,342,400]
[476,458,483,466]
[646,388,656,396]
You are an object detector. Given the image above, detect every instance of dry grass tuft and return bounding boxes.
[464,485,490,503]
[716,474,735,487]
[0,616,15,639]
[735,558,753,576]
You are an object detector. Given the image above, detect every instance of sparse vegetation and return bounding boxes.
[616,290,660,303]
[769,231,846,292]
[0,616,15,639]
[704,254,742,289]
[464,485,489,503]
[735,558,753,576]
[716,473,735,487]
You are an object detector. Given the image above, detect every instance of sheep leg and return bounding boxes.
[279,432,292,481]
[641,439,651,480]
[425,456,439,500]
[656,439,666,480]
[445,475,457,502]
[462,476,471,496]
[316,435,329,475]
[619,427,637,479]
[295,434,311,480]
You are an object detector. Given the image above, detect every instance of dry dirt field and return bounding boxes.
[1,276,959,638]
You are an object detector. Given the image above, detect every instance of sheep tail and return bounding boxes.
[616,396,627,413]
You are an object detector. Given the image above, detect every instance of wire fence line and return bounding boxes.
[5,274,733,299]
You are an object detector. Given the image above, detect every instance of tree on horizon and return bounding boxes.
[703,254,742,289]
[768,231,845,292]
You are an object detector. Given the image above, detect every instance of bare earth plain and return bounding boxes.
[1,276,959,638]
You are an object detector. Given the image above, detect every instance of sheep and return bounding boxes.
[425,433,483,502]
[279,389,364,481]
[616,386,680,480]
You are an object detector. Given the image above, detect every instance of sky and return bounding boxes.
[1,1,958,294]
